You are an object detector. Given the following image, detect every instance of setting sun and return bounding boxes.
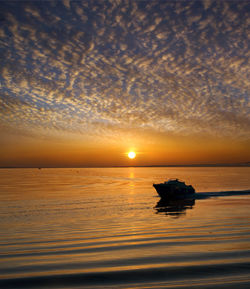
[128,151,136,159]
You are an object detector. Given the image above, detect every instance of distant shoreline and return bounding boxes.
[1,163,250,169]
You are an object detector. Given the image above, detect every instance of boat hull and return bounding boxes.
[153,183,195,200]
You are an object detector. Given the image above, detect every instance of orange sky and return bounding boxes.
[0,1,249,167]
[0,129,249,167]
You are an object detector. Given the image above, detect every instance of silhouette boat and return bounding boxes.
[153,179,195,199]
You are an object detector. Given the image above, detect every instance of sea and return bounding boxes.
[0,167,250,289]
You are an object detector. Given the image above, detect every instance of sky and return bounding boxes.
[0,0,249,167]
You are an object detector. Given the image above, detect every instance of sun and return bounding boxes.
[128,151,136,159]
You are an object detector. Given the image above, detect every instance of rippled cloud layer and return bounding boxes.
[0,0,249,143]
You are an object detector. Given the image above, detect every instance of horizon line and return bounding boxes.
[1,162,250,169]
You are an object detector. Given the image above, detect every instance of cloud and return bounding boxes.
[0,0,249,143]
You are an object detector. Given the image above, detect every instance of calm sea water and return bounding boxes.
[0,167,250,289]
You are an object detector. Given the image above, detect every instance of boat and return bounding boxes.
[153,179,195,199]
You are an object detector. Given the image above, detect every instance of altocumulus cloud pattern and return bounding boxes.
[0,0,249,140]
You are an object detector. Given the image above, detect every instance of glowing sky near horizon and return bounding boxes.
[0,0,249,166]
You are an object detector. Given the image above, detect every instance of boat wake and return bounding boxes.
[155,190,250,217]
[194,190,250,199]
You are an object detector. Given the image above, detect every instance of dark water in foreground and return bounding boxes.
[0,167,250,288]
